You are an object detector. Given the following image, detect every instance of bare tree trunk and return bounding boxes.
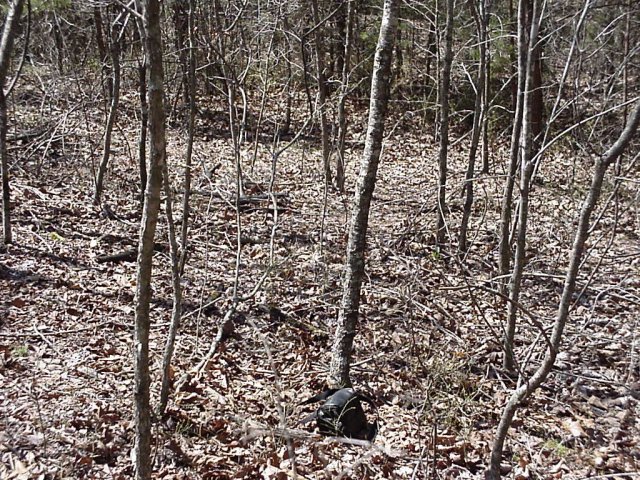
[137,54,148,206]
[94,17,122,205]
[179,0,196,273]
[481,6,491,174]
[0,0,26,246]
[52,11,64,73]
[486,98,640,479]
[0,90,9,246]
[503,0,541,372]
[172,0,189,106]
[459,0,488,253]
[435,0,454,247]
[329,0,399,388]
[528,0,544,155]
[299,36,315,119]
[281,47,293,137]
[158,161,182,417]
[335,0,355,193]
[308,0,332,185]
[133,0,166,478]
[159,0,196,415]
[497,0,527,296]
[94,7,112,100]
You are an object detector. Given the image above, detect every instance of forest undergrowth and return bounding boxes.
[1,74,639,479]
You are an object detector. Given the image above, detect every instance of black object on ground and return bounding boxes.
[299,388,378,441]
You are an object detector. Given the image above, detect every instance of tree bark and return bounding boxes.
[159,0,196,415]
[308,0,332,185]
[329,0,399,388]
[498,0,527,296]
[0,0,26,245]
[459,0,488,253]
[94,23,121,205]
[486,98,640,479]
[503,0,541,372]
[133,0,166,478]
[137,53,148,206]
[94,7,112,100]
[435,0,454,247]
[335,0,355,193]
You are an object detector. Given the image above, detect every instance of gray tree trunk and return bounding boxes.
[137,54,148,206]
[335,0,355,193]
[435,0,454,247]
[459,0,489,253]
[308,0,332,185]
[94,25,121,205]
[486,98,640,479]
[503,0,541,371]
[133,0,166,478]
[497,0,527,296]
[159,0,196,415]
[0,0,25,245]
[329,0,399,388]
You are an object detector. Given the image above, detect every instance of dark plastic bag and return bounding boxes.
[299,388,378,441]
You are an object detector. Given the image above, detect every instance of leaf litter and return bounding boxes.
[0,83,638,479]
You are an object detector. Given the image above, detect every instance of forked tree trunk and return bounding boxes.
[486,98,640,479]
[133,0,166,478]
[0,0,26,245]
[330,0,399,388]
[435,0,454,247]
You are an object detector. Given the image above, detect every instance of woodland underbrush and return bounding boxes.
[1,76,638,479]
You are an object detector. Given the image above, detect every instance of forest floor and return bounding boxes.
[1,79,639,479]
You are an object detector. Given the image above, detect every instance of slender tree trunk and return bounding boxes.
[0,91,9,245]
[94,29,121,205]
[299,36,314,119]
[158,162,183,416]
[52,12,64,73]
[138,55,148,206]
[528,0,544,154]
[486,99,640,479]
[173,0,189,106]
[333,0,346,81]
[503,0,541,372]
[394,20,403,80]
[459,0,488,253]
[0,0,26,245]
[335,0,355,193]
[134,0,166,478]
[498,0,527,296]
[329,0,399,388]
[435,0,454,247]
[94,7,112,100]
[481,4,491,174]
[179,0,196,273]
[159,0,196,415]
[281,47,292,137]
[133,4,148,207]
[308,0,332,184]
